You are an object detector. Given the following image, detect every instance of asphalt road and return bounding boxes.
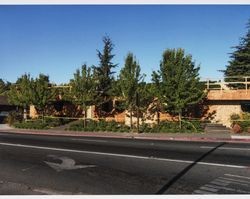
[0,132,249,195]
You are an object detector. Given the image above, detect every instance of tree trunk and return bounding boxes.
[23,107,27,121]
[42,110,45,123]
[84,107,87,128]
[130,107,133,132]
[156,103,160,125]
[136,106,139,134]
[179,111,182,129]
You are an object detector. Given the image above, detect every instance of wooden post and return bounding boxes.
[245,77,248,93]
[136,92,140,134]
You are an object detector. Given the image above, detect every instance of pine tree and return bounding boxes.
[94,35,117,115]
[117,53,144,130]
[152,48,205,128]
[224,19,250,88]
[70,64,97,127]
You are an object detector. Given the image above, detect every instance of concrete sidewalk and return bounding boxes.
[0,126,250,143]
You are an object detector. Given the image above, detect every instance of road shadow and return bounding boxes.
[156,142,226,194]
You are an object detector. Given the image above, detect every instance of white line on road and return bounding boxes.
[225,174,250,180]
[210,180,229,186]
[200,186,218,192]
[33,188,78,195]
[193,190,214,194]
[193,190,215,195]
[0,142,248,169]
[218,177,249,186]
[206,184,250,194]
[201,146,250,151]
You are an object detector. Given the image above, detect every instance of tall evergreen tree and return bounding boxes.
[70,64,97,127]
[224,19,250,88]
[117,53,144,130]
[152,48,205,128]
[94,35,117,114]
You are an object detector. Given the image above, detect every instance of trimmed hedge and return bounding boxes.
[13,116,205,133]
[14,120,49,130]
[13,117,73,130]
[67,119,130,132]
[68,119,205,133]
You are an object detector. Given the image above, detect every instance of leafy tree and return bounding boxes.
[117,53,144,130]
[152,48,205,128]
[142,81,162,125]
[31,74,54,120]
[8,74,33,119]
[0,79,10,95]
[94,35,117,115]
[223,19,250,88]
[70,64,97,127]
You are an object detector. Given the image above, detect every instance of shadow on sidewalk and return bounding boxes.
[155,142,226,194]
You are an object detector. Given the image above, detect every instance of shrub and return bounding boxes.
[230,113,241,121]
[6,111,23,125]
[149,120,204,133]
[68,119,130,132]
[14,120,48,129]
[44,117,73,127]
[12,116,73,130]
[236,121,250,132]
[230,112,250,133]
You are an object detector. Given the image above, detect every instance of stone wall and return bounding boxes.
[205,101,243,127]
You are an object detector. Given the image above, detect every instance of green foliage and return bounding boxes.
[52,84,72,102]
[223,19,250,88]
[230,113,241,121]
[44,117,72,127]
[68,119,130,132]
[152,48,206,125]
[70,64,97,109]
[31,74,54,115]
[67,119,204,133]
[242,112,250,120]
[137,82,155,112]
[94,35,117,107]
[0,79,10,95]
[238,113,250,132]
[70,64,97,127]
[13,117,72,129]
[14,120,49,129]
[149,120,205,133]
[8,74,33,109]
[236,121,250,132]
[5,111,23,125]
[7,73,54,119]
[117,53,144,110]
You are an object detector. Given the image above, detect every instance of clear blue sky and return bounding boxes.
[0,5,249,84]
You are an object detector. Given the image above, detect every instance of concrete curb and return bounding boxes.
[0,128,250,143]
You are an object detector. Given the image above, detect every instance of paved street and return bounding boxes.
[0,131,249,194]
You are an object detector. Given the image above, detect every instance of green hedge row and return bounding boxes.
[14,120,49,129]
[13,117,205,133]
[67,119,205,133]
[140,120,205,133]
[67,120,131,132]
[13,117,73,130]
